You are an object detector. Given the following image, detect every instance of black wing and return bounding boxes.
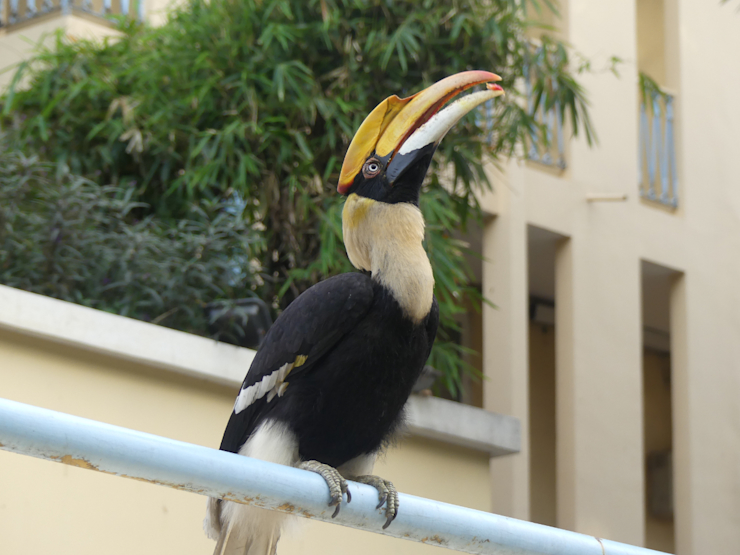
[219,272,374,453]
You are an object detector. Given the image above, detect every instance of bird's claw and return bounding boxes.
[355,475,399,529]
[299,460,351,518]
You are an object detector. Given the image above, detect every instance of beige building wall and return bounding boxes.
[0,15,117,90]
[0,0,181,90]
[0,294,495,555]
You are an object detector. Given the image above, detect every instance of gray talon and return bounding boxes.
[300,460,350,517]
[355,475,399,529]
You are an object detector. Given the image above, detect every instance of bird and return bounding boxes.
[203,70,505,555]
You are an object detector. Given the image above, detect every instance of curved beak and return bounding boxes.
[337,71,504,194]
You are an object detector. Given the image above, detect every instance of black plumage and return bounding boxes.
[220,271,439,468]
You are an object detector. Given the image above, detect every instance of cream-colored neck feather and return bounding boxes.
[342,194,434,323]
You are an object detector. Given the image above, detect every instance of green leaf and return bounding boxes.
[0,0,598,398]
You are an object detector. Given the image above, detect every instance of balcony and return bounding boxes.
[525,71,566,171]
[519,38,568,171]
[477,42,568,172]
[0,0,143,30]
[638,80,678,208]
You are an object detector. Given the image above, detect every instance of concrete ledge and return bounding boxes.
[406,395,520,456]
[0,284,520,457]
[0,285,254,387]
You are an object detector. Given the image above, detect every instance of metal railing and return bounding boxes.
[524,64,567,170]
[477,97,496,148]
[0,397,669,555]
[638,88,678,207]
[0,0,144,29]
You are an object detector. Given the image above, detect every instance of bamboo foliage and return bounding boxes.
[0,136,265,336]
[1,0,594,396]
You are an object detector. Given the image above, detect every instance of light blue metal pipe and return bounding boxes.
[0,398,667,555]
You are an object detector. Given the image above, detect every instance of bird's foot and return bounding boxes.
[299,460,351,518]
[354,475,398,529]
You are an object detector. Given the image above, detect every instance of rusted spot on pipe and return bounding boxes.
[42,457,251,505]
[56,455,100,470]
[32,453,320,519]
[420,535,448,545]
[123,474,191,492]
[48,460,180,492]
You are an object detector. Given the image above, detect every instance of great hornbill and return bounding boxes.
[204,71,505,555]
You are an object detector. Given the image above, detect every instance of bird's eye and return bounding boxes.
[363,159,381,178]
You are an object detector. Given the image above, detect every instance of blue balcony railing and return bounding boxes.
[0,0,144,29]
[524,66,566,170]
[477,70,567,170]
[639,88,678,207]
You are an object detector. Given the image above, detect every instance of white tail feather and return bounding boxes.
[212,503,284,555]
[204,420,300,555]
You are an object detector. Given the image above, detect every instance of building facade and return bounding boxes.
[477,1,740,554]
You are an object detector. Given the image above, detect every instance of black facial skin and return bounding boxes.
[344,143,438,206]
